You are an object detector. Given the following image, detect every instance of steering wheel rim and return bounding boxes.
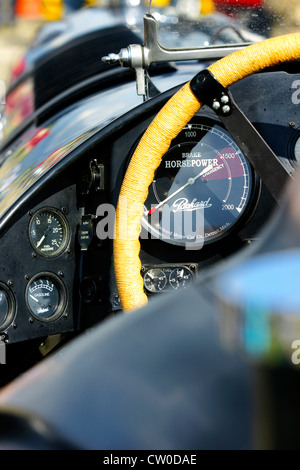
[114,32,300,312]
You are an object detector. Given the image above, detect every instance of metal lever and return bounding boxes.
[102,14,251,98]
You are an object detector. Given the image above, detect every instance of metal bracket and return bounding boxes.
[219,97,293,203]
[102,14,251,99]
[190,69,232,116]
[190,70,293,203]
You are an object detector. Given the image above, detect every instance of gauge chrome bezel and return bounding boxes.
[28,207,70,258]
[0,281,15,332]
[25,272,67,323]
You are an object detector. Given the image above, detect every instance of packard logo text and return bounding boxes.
[173,197,212,212]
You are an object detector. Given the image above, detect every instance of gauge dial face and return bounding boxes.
[169,267,193,290]
[0,283,15,331]
[29,208,69,257]
[26,273,66,322]
[144,268,167,293]
[142,121,253,247]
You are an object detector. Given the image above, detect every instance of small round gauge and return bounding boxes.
[26,273,67,322]
[169,267,193,290]
[29,208,69,257]
[0,282,15,331]
[144,268,167,293]
[142,119,254,247]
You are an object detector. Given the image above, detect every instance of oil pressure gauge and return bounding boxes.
[29,207,69,257]
[143,265,195,293]
[26,273,67,322]
[169,267,193,290]
[144,268,167,293]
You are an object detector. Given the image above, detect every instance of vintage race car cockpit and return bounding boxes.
[0,0,299,450]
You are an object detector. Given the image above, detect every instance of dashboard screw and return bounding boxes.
[28,211,33,217]
[58,271,64,277]
[289,122,296,128]
[32,252,37,258]
[7,280,13,287]
[221,95,229,104]
[61,206,68,214]
[24,274,30,281]
[222,105,231,114]
[13,323,17,329]
[29,317,34,324]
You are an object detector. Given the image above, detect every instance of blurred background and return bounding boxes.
[0,0,299,94]
[0,0,99,89]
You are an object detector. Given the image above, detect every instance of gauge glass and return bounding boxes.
[142,120,253,247]
[26,273,66,322]
[169,267,193,290]
[29,208,69,257]
[144,268,167,293]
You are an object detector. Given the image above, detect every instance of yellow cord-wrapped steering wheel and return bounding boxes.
[114,33,300,312]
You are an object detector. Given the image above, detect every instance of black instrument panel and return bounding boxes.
[0,67,299,344]
[0,186,78,343]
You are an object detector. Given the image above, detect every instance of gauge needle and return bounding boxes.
[147,164,213,215]
[29,294,39,303]
[36,235,45,248]
[36,225,51,248]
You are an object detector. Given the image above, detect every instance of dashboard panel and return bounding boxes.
[0,66,299,344]
[0,186,78,342]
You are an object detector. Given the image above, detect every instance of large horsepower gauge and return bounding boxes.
[142,120,255,247]
[26,273,67,322]
[29,207,69,257]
